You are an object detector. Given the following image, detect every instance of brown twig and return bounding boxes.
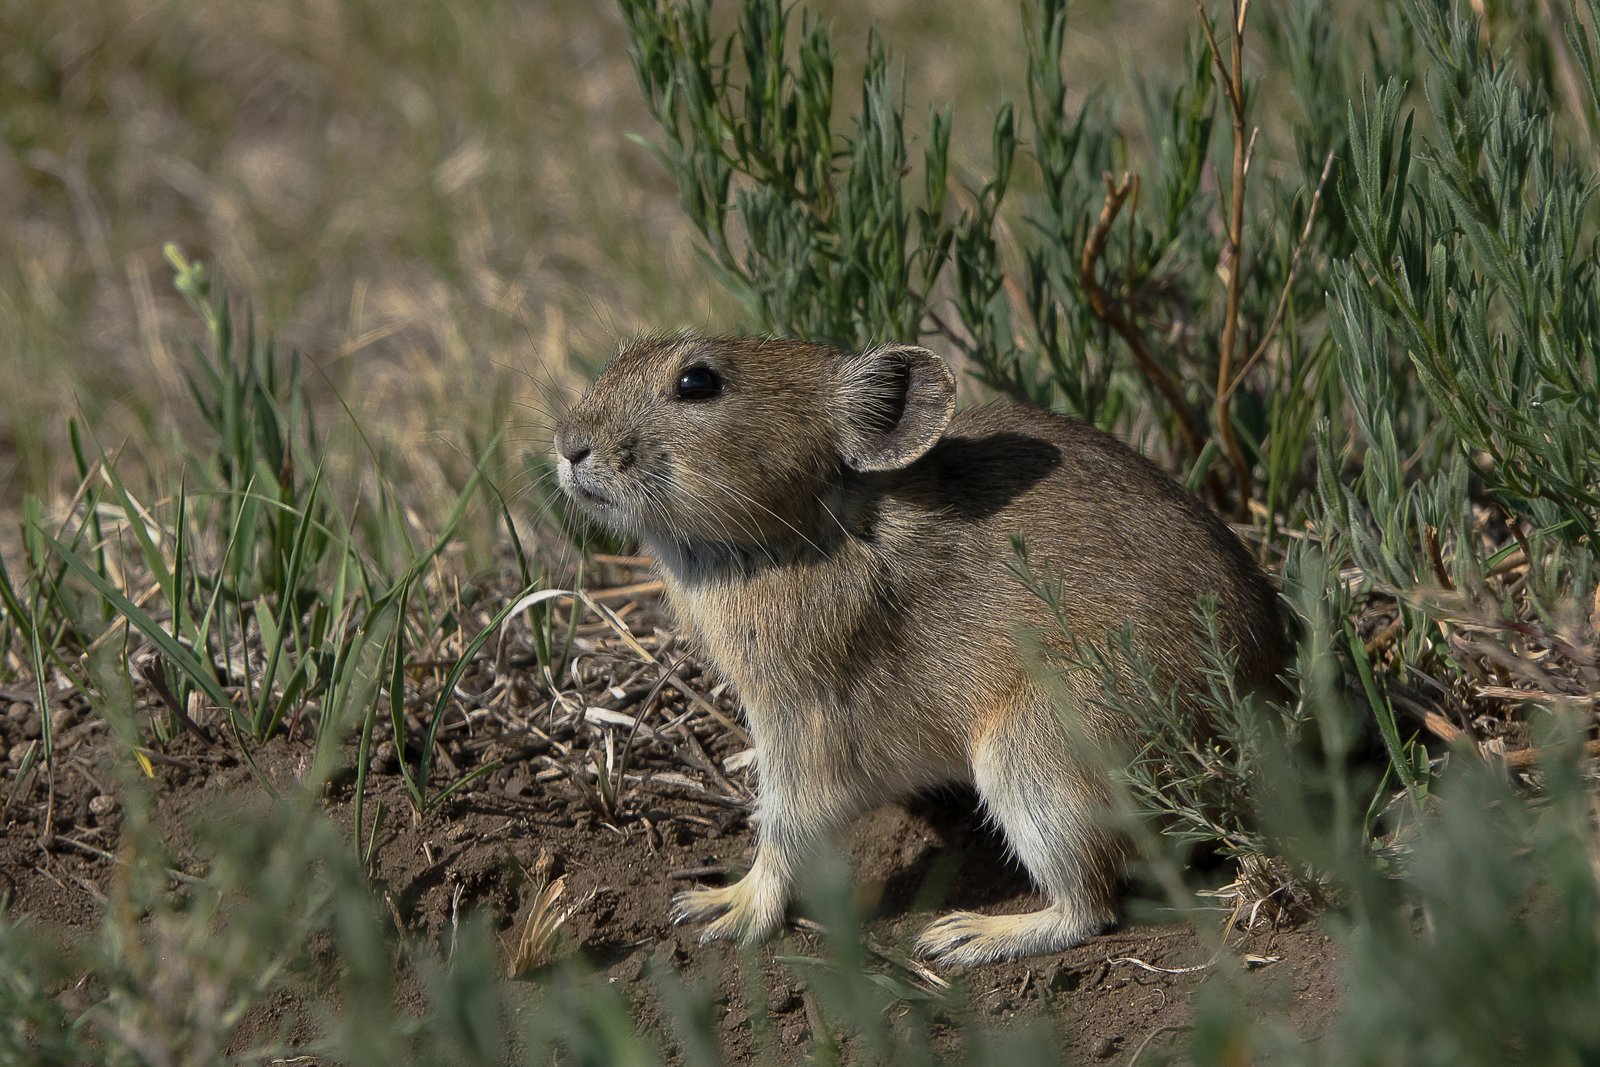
[1501,738,1600,770]
[1421,709,1464,744]
[1221,150,1336,401]
[669,865,728,881]
[1080,172,1209,466]
[1197,0,1255,519]
[674,724,749,802]
[1487,547,1530,579]
[1391,687,1600,770]
[590,553,654,568]
[1476,686,1599,707]
[666,675,750,744]
[585,579,666,603]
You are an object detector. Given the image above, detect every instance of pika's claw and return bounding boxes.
[915,911,989,963]
[672,874,786,944]
[917,905,1110,967]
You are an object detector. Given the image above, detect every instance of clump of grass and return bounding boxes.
[0,248,581,843]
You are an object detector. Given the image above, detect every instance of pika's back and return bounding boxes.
[874,403,1288,691]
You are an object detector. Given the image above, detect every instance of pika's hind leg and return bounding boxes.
[675,724,867,944]
[917,705,1121,966]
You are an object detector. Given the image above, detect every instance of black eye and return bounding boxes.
[675,364,722,401]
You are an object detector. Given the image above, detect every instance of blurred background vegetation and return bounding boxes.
[0,0,1182,527]
[2,0,703,536]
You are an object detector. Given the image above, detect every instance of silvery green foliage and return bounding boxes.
[1324,0,1599,660]
[620,0,948,346]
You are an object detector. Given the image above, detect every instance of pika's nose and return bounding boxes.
[557,432,592,466]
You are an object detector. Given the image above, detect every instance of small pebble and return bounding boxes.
[614,954,645,982]
[7,741,33,765]
[89,794,118,818]
[1047,963,1080,992]
[1093,1035,1122,1059]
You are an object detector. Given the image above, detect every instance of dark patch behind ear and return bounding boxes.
[839,344,956,472]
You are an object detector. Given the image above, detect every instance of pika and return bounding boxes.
[553,335,1287,965]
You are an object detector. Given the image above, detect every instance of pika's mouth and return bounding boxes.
[573,484,611,507]
[558,464,614,510]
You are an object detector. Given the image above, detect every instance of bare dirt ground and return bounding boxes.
[0,569,1341,1064]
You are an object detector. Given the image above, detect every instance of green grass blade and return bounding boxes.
[1345,620,1424,801]
[252,463,325,740]
[195,474,259,653]
[387,580,424,812]
[371,429,504,612]
[428,759,504,809]
[172,476,192,648]
[67,419,111,601]
[0,549,52,768]
[44,533,237,719]
[416,582,539,807]
[96,449,177,614]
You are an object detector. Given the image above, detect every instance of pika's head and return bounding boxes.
[552,336,955,547]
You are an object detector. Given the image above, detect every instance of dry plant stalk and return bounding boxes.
[1196,0,1255,519]
[1080,172,1208,467]
[509,849,584,977]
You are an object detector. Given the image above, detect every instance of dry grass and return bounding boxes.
[508,849,583,977]
[2,0,714,525]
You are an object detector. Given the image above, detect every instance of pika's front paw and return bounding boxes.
[916,904,1109,967]
[672,875,786,944]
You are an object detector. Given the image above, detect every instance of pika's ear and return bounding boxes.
[837,343,956,472]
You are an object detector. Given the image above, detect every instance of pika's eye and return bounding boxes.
[675,365,722,401]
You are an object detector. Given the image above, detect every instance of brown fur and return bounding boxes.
[553,335,1288,964]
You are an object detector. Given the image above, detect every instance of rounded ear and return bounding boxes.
[838,343,956,472]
